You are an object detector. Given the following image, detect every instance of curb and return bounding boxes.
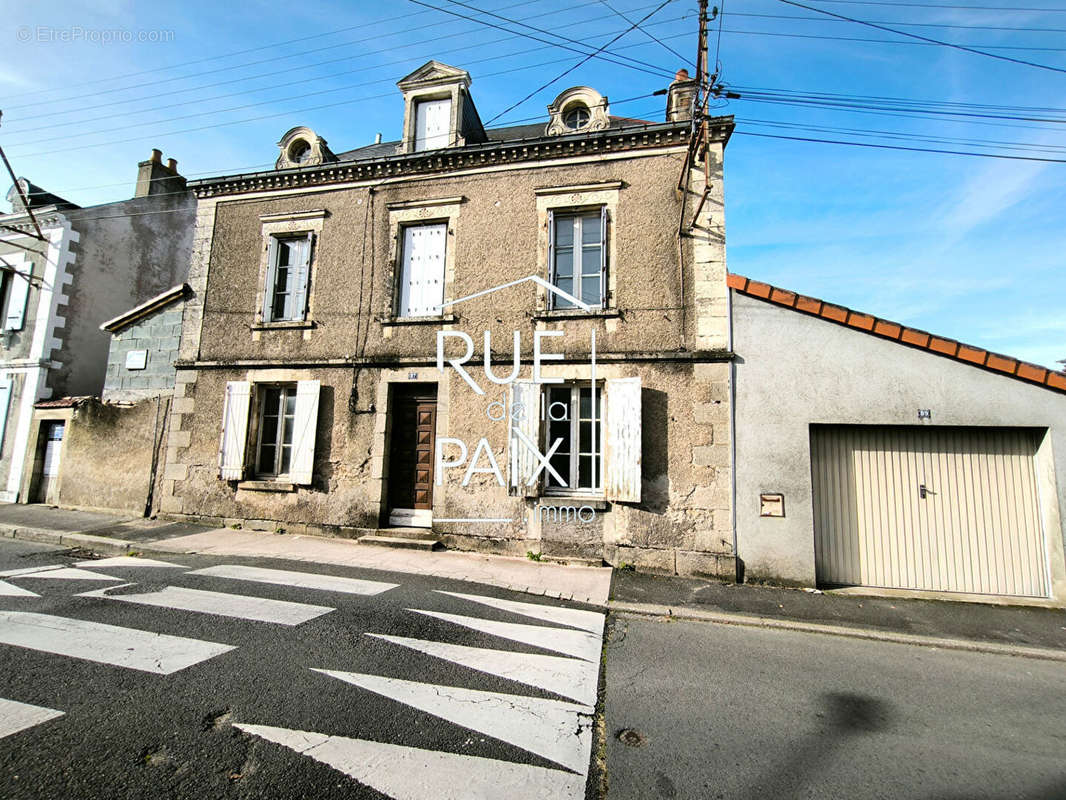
[609,601,1066,663]
[2,525,138,556]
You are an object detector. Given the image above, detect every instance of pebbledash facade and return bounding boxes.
[160,62,736,577]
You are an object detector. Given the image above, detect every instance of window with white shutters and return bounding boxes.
[263,234,312,322]
[398,223,447,318]
[0,379,11,455]
[544,384,603,494]
[507,380,541,497]
[218,381,251,480]
[3,261,32,331]
[549,208,606,309]
[414,98,451,151]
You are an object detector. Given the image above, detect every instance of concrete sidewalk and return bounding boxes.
[0,503,612,605]
[611,569,1066,657]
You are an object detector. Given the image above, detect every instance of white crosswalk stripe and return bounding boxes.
[411,608,603,662]
[368,633,598,707]
[77,584,333,626]
[9,567,122,582]
[186,564,397,596]
[436,591,605,635]
[0,611,235,674]
[76,556,187,569]
[234,725,586,800]
[0,580,39,597]
[315,669,593,772]
[0,698,65,740]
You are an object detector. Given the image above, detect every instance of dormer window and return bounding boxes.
[563,104,591,130]
[415,98,451,152]
[547,87,611,136]
[275,126,337,169]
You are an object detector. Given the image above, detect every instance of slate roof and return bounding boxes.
[333,115,657,162]
[728,273,1066,395]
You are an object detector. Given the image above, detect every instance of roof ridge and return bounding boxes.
[727,272,1066,395]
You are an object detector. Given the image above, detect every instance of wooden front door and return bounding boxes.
[387,387,436,528]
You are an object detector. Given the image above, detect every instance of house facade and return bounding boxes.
[160,62,737,577]
[0,150,195,505]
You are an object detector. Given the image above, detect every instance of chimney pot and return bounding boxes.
[166,158,177,171]
[675,68,691,82]
[375,133,382,144]
[150,148,162,163]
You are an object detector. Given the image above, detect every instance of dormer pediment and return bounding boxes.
[397,60,471,91]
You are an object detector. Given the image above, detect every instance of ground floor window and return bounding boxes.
[544,384,602,493]
[255,384,297,478]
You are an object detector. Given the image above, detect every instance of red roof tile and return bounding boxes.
[727,272,1066,395]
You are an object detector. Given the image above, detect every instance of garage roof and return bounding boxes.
[728,273,1066,395]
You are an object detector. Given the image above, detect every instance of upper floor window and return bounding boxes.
[414,98,451,151]
[263,234,312,323]
[562,104,591,130]
[397,222,447,318]
[549,209,606,309]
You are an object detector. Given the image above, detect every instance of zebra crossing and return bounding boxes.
[237,590,606,800]
[0,554,605,798]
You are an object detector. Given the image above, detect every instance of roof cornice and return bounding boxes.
[189,118,734,199]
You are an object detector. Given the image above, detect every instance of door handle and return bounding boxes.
[919,484,935,499]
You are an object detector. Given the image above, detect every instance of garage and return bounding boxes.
[811,425,1049,598]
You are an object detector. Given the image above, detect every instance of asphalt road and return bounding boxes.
[0,539,605,800]
[605,614,1066,800]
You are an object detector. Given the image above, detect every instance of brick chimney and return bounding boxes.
[666,68,698,123]
[135,148,186,198]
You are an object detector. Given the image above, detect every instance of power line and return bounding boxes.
[734,129,1066,163]
[794,0,1066,11]
[5,12,685,140]
[598,0,695,67]
[718,26,1066,52]
[777,0,1066,75]
[729,10,1066,33]
[483,0,676,124]
[3,0,628,122]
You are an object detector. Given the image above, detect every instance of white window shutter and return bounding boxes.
[0,379,11,451]
[4,264,31,331]
[416,98,451,150]
[262,237,279,322]
[599,206,608,307]
[218,381,252,480]
[290,233,313,321]
[508,379,541,497]
[289,379,320,485]
[606,377,642,502]
[400,224,446,317]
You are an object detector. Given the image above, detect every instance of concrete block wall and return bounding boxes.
[103,304,184,402]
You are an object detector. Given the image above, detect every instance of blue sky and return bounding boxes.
[1,0,1063,368]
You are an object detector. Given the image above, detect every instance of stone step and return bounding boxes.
[358,533,442,551]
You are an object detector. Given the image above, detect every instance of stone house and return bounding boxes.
[160,61,736,577]
[0,150,195,505]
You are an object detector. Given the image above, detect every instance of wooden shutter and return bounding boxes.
[0,379,11,451]
[400,224,446,317]
[290,233,313,321]
[289,379,320,485]
[599,206,608,308]
[508,379,541,497]
[261,236,279,322]
[416,98,451,150]
[605,377,642,502]
[4,263,31,331]
[218,381,251,480]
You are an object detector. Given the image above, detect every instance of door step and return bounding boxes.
[358,529,442,551]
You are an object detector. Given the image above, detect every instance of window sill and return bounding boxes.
[251,320,315,331]
[531,309,620,321]
[539,496,608,510]
[378,314,457,326]
[237,480,296,492]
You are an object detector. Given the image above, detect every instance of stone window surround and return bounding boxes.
[383,197,464,327]
[534,181,622,316]
[253,210,327,338]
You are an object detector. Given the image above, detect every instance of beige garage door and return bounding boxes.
[811,426,1048,598]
